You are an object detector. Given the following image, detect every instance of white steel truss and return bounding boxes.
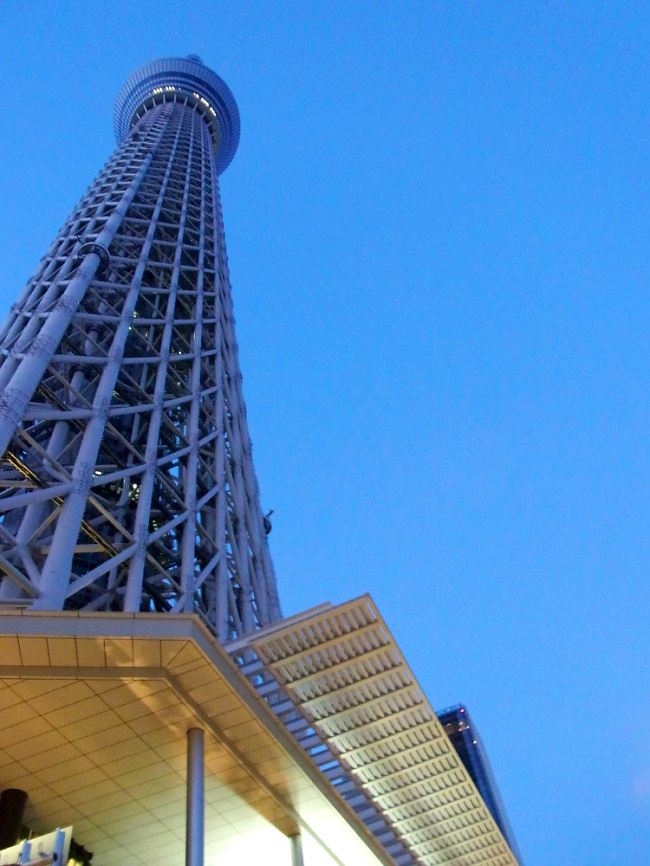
[0,60,281,640]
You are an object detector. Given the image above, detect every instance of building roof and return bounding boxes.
[0,600,521,866]
[242,595,520,866]
[0,611,395,866]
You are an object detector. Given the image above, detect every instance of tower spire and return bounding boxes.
[0,57,281,641]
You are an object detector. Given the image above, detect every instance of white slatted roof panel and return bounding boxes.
[251,594,520,866]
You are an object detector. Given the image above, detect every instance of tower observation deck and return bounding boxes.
[0,56,281,640]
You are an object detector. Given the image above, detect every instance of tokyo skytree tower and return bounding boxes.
[0,57,282,641]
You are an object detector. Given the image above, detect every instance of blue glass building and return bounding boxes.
[436,704,524,863]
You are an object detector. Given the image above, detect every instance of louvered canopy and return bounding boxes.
[250,595,519,866]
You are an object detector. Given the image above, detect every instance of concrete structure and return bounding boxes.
[0,57,522,866]
[0,610,399,866]
[0,601,520,866]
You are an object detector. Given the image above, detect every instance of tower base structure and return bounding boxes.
[0,597,521,866]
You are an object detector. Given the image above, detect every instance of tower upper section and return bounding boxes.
[114,56,240,174]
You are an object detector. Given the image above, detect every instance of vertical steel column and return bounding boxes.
[290,834,305,866]
[186,727,204,866]
[124,105,197,612]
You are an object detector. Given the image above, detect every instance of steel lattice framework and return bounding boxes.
[0,57,282,640]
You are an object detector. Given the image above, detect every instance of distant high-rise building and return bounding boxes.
[0,57,281,641]
[437,703,523,863]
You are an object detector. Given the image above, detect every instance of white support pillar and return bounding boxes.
[290,833,305,866]
[186,727,205,866]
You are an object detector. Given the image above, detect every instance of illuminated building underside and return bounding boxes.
[0,601,519,866]
[0,611,397,866]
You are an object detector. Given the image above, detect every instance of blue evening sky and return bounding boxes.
[0,2,648,863]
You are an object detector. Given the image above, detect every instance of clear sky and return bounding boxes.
[0,1,648,863]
